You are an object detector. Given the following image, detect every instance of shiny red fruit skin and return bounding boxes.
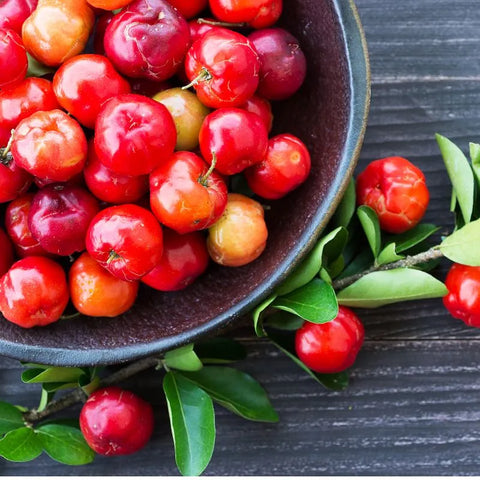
[12,109,88,182]
[80,386,154,456]
[167,0,208,18]
[93,11,113,55]
[188,18,222,44]
[0,256,69,328]
[184,28,260,109]
[209,0,282,28]
[0,228,14,277]
[149,151,228,234]
[0,158,32,204]
[53,54,131,129]
[5,193,50,258]
[104,0,190,81]
[142,229,209,291]
[86,204,163,281]
[84,140,148,204]
[0,77,60,147]
[199,108,268,175]
[245,133,311,199]
[443,263,480,328]
[295,306,365,374]
[0,28,27,89]
[249,27,306,100]
[94,93,177,176]
[29,184,100,256]
[239,95,273,133]
[356,156,430,234]
[0,0,38,34]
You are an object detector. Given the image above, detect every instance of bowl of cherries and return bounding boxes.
[0,0,370,366]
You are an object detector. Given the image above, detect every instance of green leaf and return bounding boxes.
[37,424,95,465]
[26,53,55,78]
[440,218,480,265]
[0,402,25,435]
[376,243,404,265]
[265,310,305,331]
[357,205,381,258]
[469,142,480,187]
[275,227,348,296]
[338,248,374,279]
[194,338,246,364]
[332,177,356,228]
[252,294,276,337]
[265,328,349,391]
[21,367,85,384]
[164,344,203,372]
[386,223,440,253]
[181,366,278,422]
[37,388,55,412]
[272,278,338,323]
[0,427,42,462]
[436,133,475,224]
[337,268,448,308]
[163,372,215,476]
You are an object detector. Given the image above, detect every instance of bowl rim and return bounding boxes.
[0,0,371,366]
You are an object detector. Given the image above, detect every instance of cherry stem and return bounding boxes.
[23,356,161,424]
[107,250,119,265]
[182,67,212,90]
[198,152,218,186]
[0,129,15,165]
[197,17,248,28]
[332,246,444,291]
[60,312,81,320]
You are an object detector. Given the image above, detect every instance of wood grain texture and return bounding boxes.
[3,0,480,475]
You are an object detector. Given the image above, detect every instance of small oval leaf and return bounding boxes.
[0,401,26,435]
[332,177,356,228]
[21,367,85,384]
[0,427,42,462]
[337,268,448,308]
[252,294,276,337]
[164,344,203,372]
[357,205,381,258]
[386,223,440,253]
[377,243,404,265]
[440,219,480,266]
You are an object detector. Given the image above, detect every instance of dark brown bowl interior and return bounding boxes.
[0,0,370,366]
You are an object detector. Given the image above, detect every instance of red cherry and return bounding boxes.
[80,386,154,456]
[199,108,268,175]
[249,27,307,100]
[238,95,273,133]
[295,306,365,374]
[188,18,223,44]
[28,184,100,256]
[142,229,209,291]
[0,0,38,35]
[0,28,28,89]
[356,156,430,234]
[104,0,190,81]
[86,204,163,281]
[0,228,14,277]
[184,28,260,108]
[0,256,69,328]
[0,155,32,204]
[167,0,208,19]
[53,54,131,129]
[149,151,228,234]
[209,0,282,29]
[93,11,113,55]
[94,93,177,176]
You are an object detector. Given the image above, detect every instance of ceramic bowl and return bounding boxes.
[0,0,370,366]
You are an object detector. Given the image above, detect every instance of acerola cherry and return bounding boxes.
[0,28,28,90]
[84,141,148,205]
[153,88,210,151]
[249,28,307,100]
[0,228,14,277]
[93,11,113,55]
[0,154,33,204]
[168,0,208,19]
[80,386,154,456]
[245,133,311,199]
[239,95,273,133]
[94,94,177,176]
[199,108,268,175]
[104,0,190,81]
[0,0,38,35]
[0,256,69,328]
[356,156,430,234]
[295,306,365,374]
[12,109,88,183]
[0,77,60,147]
[22,0,95,67]
[28,184,100,256]
[86,0,132,10]
[69,252,139,317]
[5,193,50,258]
[86,204,163,281]
[184,29,260,108]
[53,54,131,129]
[443,263,480,328]
[142,229,209,291]
[149,151,228,234]
[188,18,222,44]
[207,193,268,267]
[209,0,282,29]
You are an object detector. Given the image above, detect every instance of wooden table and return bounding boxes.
[3,0,480,475]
